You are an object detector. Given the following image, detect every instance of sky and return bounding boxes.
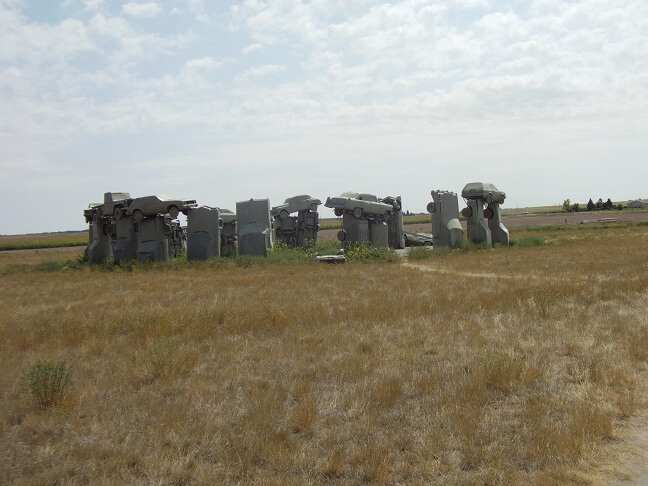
[1,0,647,234]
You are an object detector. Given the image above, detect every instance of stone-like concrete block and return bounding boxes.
[86,221,113,263]
[187,206,222,260]
[114,215,137,264]
[136,216,169,263]
[236,199,273,256]
[428,190,464,248]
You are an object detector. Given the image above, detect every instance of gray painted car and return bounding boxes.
[404,232,434,247]
[461,182,506,204]
[127,195,198,221]
[271,194,321,219]
[84,192,132,222]
[325,192,393,219]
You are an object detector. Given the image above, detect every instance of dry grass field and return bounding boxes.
[1,223,648,484]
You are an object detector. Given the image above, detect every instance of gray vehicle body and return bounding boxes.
[127,194,197,221]
[325,192,393,219]
[84,192,132,223]
[461,183,506,204]
[219,209,237,257]
[271,195,321,219]
[404,232,434,247]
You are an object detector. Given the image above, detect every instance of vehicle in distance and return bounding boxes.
[127,195,198,221]
[272,195,322,219]
[324,192,393,219]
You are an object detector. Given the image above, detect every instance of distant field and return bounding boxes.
[1,222,648,484]
[0,232,87,251]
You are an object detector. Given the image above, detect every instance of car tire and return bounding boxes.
[280,209,289,220]
[334,208,343,217]
[133,209,144,222]
[426,202,436,214]
[168,206,180,219]
[353,207,362,218]
[484,208,494,219]
[461,207,472,219]
[337,230,346,241]
[113,207,123,220]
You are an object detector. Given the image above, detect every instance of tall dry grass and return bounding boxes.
[1,224,647,484]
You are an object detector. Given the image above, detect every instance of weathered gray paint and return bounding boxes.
[369,219,389,247]
[86,221,113,263]
[166,217,186,258]
[325,192,392,220]
[381,195,405,249]
[487,201,510,246]
[236,199,273,256]
[272,195,320,248]
[113,215,138,264]
[339,212,369,248]
[464,199,492,246]
[461,182,509,246]
[428,190,464,248]
[187,206,221,260]
[296,209,319,247]
[136,216,169,263]
[219,209,237,257]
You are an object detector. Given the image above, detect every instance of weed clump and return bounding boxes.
[406,246,433,261]
[510,236,545,247]
[24,360,72,411]
[345,244,398,263]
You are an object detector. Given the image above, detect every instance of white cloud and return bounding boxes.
[121,2,161,18]
[242,42,263,54]
[242,63,286,77]
[82,0,103,12]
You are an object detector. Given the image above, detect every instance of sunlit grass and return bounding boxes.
[0,223,647,483]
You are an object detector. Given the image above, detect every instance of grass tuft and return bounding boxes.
[24,360,72,411]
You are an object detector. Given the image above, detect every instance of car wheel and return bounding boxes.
[280,209,289,220]
[337,230,346,241]
[353,207,362,218]
[310,203,318,213]
[424,241,432,246]
[484,208,494,219]
[168,206,180,219]
[334,208,343,217]
[426,202,436,214]
[133,209,144,222]
[461,207,472,219]
[113,207,123,220]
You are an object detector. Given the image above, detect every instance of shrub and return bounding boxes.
[345,244,398,263]
[510,236,545,247]
[406,246,435,261]
[24,360,72,410]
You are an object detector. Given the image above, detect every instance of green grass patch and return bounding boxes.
[0,239,87,251]
[510,236,545,247]
[345,244,399,263]
[24,360,72,411]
